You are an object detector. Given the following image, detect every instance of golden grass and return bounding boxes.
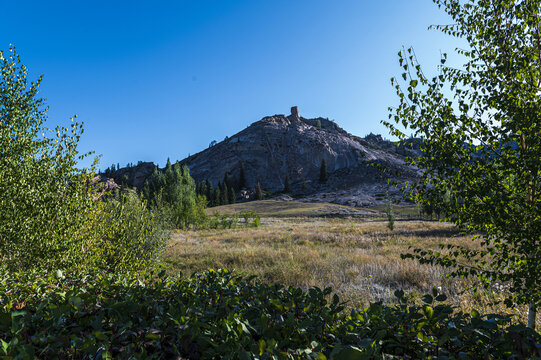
[163,217,539,328]
[207,200,378,218]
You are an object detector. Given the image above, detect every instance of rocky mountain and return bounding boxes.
[178,106,419,206]
[108,107,420,207]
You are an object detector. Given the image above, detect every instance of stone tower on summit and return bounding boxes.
[290,106,299,120]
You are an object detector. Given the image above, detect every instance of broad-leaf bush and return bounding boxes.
[94,190,168,273]
[0,269,539,359]
[0,46,167,273]
[0,46,100,272]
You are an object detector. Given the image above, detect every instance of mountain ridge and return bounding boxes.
[106,107,420,207]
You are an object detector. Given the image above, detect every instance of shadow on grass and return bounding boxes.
[395,226,465,239]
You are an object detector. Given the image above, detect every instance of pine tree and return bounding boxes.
[255,182,263,200]
[283,175,291,193]
[213,187,221,206]
[238,161,246,189]
[319,159,328,184]
[205,180,213,203]
[228,186,236,204]
[221,183,229,205]
[223,172,231,189]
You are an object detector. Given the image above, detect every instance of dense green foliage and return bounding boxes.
[196,177,238,207]
[0,46,166,274]
[0,47,98,271]
[385,0,541,327]
[0,269,539,359]
[96,190,167,272]
[143,161,207,229]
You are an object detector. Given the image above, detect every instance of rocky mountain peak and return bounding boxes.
[177,108,417,204]
[108,108,419,207]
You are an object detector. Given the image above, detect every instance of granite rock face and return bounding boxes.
[177,109,419,205]
[110,162,156,190]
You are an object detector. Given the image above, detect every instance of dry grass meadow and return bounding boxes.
[163,201,539,328]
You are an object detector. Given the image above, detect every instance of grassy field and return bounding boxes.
[164,209,539,328]
[206,200,378,218]
[206,199,422,218]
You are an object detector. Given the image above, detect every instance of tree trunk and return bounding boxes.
[528,302,537,330]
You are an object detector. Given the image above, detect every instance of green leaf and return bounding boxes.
[0,339,9,355]
[331,346,367,360]
[423,305,434,319]
[258,339,266,356]
[237,349,252,360]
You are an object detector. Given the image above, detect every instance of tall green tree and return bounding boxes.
[238,161,246,189]
[283,175,291,193]
[143,163,205,229]
[228,186,236,204]
[205,180,213,203]
[385,0,541,329]
[0,46,100,271]
[220,182,229,205]
[213,187,221,206]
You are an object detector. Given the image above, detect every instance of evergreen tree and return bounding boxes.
[283,175,291,193]
[223,172,231,189]
[143,180,150,201]
[228,186,236,204]
[238,161,246,189]
[319,159,328,184]
[221,183,229,205]
[213,187,221,206]
[205,180,213,203]
[255,182,263,200]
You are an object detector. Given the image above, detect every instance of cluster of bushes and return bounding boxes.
[142,160,208,230]
[0,269,539,359]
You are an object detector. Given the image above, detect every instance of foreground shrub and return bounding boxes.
[0,47,167,274]
[0,269,538,359]
[93,190,168,273]
[0,46,102,272]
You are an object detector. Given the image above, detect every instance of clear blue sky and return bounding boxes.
[1,0,462,169]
